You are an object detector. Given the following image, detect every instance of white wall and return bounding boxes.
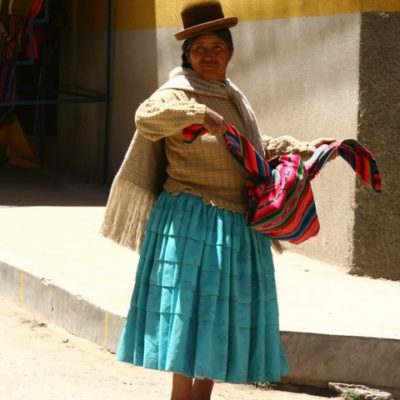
[154,14,361,266]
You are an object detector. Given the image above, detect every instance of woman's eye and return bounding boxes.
[191,44,227,54]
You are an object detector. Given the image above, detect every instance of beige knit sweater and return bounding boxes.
[101,70,310,251]
[135,88,309,213]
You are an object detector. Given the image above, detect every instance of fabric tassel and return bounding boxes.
[100,176,157,252]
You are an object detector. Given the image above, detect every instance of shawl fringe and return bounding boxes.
[100,176,156,252]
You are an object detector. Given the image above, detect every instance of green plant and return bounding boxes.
[343,389,362,400]
[253,382,274,391]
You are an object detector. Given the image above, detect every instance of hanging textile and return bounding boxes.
[0,13,24,62]
[0,62,16,102]
[22,0,44,60]
[0,13,23,104]
[0,0,34,16]
[0,0,40,106]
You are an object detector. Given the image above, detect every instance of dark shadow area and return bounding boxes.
[1,0,160,205]
[256,383,337,398]
[354,12,400,281]
[104,0,159,182]
[0,167,108,206]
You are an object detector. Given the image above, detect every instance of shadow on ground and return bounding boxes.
[0,167,109,207]
[255,383,337,398]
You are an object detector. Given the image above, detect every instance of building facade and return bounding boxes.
[58,0,400,280]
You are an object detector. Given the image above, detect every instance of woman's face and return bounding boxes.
[187,33,233,81]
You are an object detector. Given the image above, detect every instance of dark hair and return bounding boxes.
[181,28,234,69]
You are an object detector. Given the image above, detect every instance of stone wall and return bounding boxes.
[354,12,400,280]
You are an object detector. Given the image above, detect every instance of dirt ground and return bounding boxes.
[0,295,338,400]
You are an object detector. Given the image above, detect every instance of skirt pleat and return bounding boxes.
[117,191,289,383]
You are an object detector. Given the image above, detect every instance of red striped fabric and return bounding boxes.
[183,124,382,244]
[0,14,24,63]
[0,63,16,102]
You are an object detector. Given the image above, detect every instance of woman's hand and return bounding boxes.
[203,107,228,135]
[307,138,337,158]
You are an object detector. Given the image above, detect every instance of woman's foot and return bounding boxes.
[171,373,193,400]
[192,377,214,400]
[171,373,214,400]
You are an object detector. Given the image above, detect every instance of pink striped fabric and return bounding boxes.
[183,124,381,244]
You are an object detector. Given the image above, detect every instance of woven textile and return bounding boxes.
[0,62,16,101]
[0,13,24,62]
[183,124,381,244]
[0,12,24,103]
[0,0,33,16]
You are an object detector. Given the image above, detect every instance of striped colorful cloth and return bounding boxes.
[306,140,382,190]
[0,62,16,102]
[183,124,381,244]
[0,12,24,103]
[0,0,34,16]
[0,14,24,62]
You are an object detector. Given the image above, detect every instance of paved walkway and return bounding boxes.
[0,167,399,396]
[1,294,339,400]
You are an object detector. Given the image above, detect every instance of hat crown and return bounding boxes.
[181,1,225,29]
[175,0,237,41]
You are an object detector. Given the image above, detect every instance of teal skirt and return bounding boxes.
[117,191,289,383]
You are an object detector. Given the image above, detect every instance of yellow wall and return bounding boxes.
[74,0,155,31]
[77,0,400,32]
[154,0,400,27]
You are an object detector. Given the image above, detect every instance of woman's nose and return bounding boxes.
[202,48,217,57]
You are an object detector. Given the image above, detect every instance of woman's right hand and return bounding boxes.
[203,107,228,135]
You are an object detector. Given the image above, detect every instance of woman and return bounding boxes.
[102,1,333,399]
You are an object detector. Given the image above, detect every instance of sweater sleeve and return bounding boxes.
[262,134,310,160]
[135,89,206,141]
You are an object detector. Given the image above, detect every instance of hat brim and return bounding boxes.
[174,17,238,41]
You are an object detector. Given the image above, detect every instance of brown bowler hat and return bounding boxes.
[174,0,238,40]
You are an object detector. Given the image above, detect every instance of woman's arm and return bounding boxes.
[262,135,336,160]
[262,134,309,159]
[135,89,206,141]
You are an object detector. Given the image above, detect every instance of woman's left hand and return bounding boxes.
[203,107,228,136]
[307,138,337,157]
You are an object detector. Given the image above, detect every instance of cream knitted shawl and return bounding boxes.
[160,67,263,152]
[101,68,264,251]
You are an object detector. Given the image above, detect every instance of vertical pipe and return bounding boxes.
[103,0,113,184]
[71,0,79,86]
[38,0,49,166]
[39,105,45,165]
